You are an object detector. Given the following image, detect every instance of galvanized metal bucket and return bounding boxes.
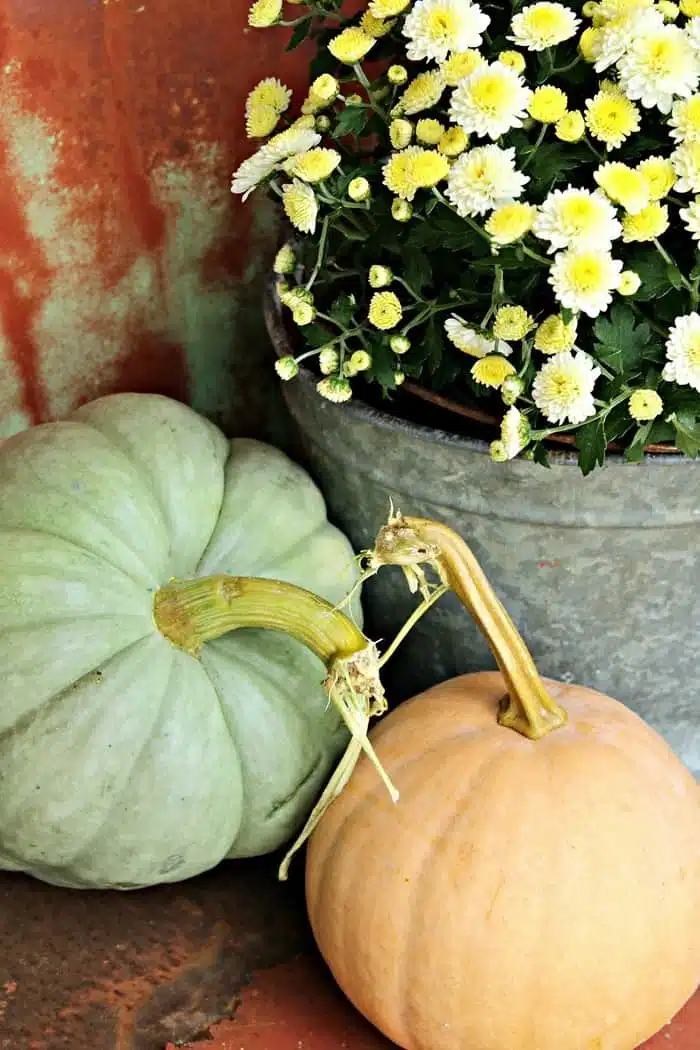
[266,292,700,774]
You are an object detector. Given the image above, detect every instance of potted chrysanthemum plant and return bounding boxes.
[231,0,700,772]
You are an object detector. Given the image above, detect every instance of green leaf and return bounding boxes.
[575,416,607,475]
[593,304,650,375]
[423,316,444,374]
[303,323,335,348]
[666,264,685,291]
[403,245,432,295]
[329,294,356,327]
[625,247,672,300]
[331,106,369,140]
[368,336,397,391]
[668,410,700,457]
[531,443,551,469]
[624,421,653,463]
[286,19,311,51]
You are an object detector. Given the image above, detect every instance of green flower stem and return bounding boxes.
[521,243,550,266]
[353,63,388,121]
[531,390,631,441]
[551,54,582,76]
[630,303,668,340]
[394,276,423,301]
[654,238,697,300]
[522,124,548,170]
[582,136,604,162]
[432,189,492,242]
[305,215,330,291]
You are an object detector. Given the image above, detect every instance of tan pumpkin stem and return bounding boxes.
[153,575,399,876]
[367,515,568,740]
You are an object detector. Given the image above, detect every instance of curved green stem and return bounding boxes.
[154,575,398,880]
[368,516,568,739]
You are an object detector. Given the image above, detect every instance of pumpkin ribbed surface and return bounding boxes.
[0,393,359,889]
[306,671,700,1050]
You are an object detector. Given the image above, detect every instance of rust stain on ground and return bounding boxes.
[173,954,700,1050]
[0,856,311,1050]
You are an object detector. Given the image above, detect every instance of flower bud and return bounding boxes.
[348,176,371,201]
[275,355,299,380]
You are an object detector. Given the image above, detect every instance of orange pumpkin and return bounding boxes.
[305,516,700,1050]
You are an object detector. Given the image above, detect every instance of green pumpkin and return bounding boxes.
[0,393,360,889]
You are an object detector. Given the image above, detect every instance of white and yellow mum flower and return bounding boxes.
[594,161,650,212]
[273,243,296,275]
[589,7,662,71]
[509,2,580,52]
[445,144,529,216]
[440,49,485,85]
[680,196,700,240]
[328,27,376,64]
[500,406,531,458]
[533,187,622,253]
[397,70,446,115]
[248,0,282,28]
[282,179,319,234]
[402,0,491,64]
[390,118,414,149]
[669,94,700,142]
[529,85,568,123]
[621,201,670,240]
[449,61,532,140]
[555,110,586,141]
[617,23,700,112]
[317,376,353,402]
[548,247,624,317]
[628,389,663,421]
[231,127,321,199]
[663,313,700,391]
[617,270,641,294]
[370,0,411,15]
[671,140,700,192]
[383,146,450,200]
[472,355,517,388]
[245,78,291,138]
[534,314,578,353]
[368,291,403,330]
[485,202,537,244]
[284,148,341,182]
[444,316,509,356]
[492,305,533,340]
[637,155,676,198]
[438,126,470,155]
[584,87,641,147]
[532,351,601,424]
[686,13,700,56]
[360,10,394,37]
[416,118,446,144]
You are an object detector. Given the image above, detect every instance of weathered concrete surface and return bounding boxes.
[0,858,697,1050]
[0,858,311,1050]
[174,955,700,1050]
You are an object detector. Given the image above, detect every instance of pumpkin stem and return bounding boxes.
[366,515,568,740]
[153,575,399,876]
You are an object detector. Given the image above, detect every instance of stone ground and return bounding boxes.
[0,858,697,1050]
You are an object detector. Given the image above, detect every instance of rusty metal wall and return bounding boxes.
[0,0,307,439]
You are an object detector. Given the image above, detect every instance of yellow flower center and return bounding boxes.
[551,374,581,397]
[643,36,681,74]
[687,334,700,365]
[569,256,605,292]
[560,197,598,228]
[470,74,512,114]
[427,8,459,41]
